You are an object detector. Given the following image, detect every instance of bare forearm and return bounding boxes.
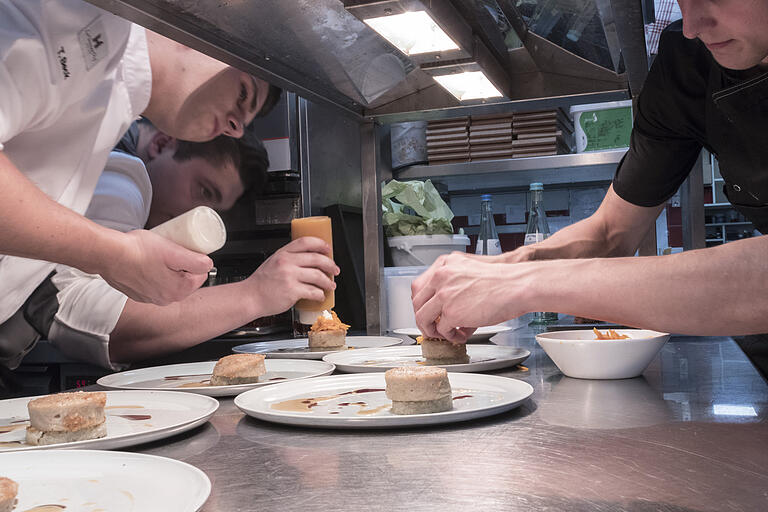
[0,152,122,272]
[516,218,638,262]
[503,187,663,263]
[109,281,266,363]
[520,236,768,335]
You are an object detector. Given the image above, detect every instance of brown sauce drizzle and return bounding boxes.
[23,506,66,511]
[272,388,385,412]
[453,395,472,400]
[268,377,287,381]
[0,421,28,434]
[356,404,390,415]
[164,373,211,381]
[112,414,151,421]
[176,380,210,388]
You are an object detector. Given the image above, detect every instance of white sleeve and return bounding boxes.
[0,2,56,150]
[0,0,122,150]
[46,152,151,369]
[84,151,152,232]
[48,266,128,370]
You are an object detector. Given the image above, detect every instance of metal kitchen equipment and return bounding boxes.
[82,0,694,334]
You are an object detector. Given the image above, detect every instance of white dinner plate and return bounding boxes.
[393,324,512,343]
[0,390,218,452]
[232,336,403,359]
[0,449,210,511]
[97,359,336,397]
[234,373,533,428]
[323,345,530,373]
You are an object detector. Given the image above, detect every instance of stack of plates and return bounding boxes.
[426,117,470,164]
[468,113,515,161]
[511,109,574,158]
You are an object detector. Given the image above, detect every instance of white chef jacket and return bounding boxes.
[47,151,151,369]
[0,0,152,326]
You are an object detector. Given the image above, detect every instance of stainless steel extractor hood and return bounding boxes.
[85,0,650,120]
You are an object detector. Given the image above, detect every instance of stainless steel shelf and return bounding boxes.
[705,222,753,227]
[395,149,627,193]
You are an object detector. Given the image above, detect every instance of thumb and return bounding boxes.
[167,245,213,274]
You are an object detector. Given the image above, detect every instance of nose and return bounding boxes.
[223,114,244,138]
[679,0,714,40]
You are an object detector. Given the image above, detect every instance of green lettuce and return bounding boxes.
[382,179,454,237]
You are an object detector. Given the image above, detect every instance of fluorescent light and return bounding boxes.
[713,404,757,417]
[365,11,459,55]
[433,71,503,101]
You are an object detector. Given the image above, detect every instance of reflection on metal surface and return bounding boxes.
[136,329,768,511]
[538,374,672,429]
[514,0,613,71]
[713,404,758,417]
[86,0,639,118]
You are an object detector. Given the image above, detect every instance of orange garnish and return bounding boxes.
[310,311,350,332]
[593,328,629,340]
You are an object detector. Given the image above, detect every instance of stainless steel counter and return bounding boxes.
[125,330,768,511]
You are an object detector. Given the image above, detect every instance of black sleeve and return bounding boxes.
[612,22,707,207]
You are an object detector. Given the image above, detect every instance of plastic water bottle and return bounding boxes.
[524,183,558,324]
[475,194,501,255]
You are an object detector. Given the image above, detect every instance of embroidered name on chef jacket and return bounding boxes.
[78,16,108,71]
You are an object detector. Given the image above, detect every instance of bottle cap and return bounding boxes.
[529,182,543,191]
[481,194,492,201]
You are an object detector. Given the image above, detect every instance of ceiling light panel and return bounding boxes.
[433,71,503,101]
[364,11,459,55]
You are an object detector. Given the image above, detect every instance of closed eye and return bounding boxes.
[238,83,248,105]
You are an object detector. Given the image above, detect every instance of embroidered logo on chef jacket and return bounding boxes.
[78,16,109,71]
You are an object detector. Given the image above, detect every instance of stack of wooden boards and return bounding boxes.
[426,109,573,164]
[425,118,469,164]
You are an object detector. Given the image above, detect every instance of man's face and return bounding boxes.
[144,136,245,229]
[679,0,768,70]
[169,65,270,143]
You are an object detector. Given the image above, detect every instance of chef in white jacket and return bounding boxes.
[25,120,337,370]
[0,0,280,370]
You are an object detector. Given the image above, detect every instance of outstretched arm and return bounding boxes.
[413,234,768,339]
[413,186,767,341]
[0,152,212,305]
[109,237,339,363]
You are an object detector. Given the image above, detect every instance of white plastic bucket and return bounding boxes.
[383,266,428,330]
[386,234,470,266]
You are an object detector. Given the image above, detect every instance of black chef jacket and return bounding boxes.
[613,20,768,233]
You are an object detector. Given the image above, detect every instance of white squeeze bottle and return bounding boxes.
[150,206,226,254]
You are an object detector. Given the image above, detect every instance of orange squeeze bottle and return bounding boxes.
[291,216,335,324]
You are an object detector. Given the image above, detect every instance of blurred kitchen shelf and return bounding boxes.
[705,222,753,227]
[395,149,627,193]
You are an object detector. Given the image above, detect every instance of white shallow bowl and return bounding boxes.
[535,329,670,379]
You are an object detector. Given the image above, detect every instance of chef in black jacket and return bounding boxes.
[412,1,768,371]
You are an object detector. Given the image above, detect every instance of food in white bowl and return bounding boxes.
[535,329,670,379]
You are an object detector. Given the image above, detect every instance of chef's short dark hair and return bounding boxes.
[134,118,269,197]
[174,135,269,197]
[256,83,282,118]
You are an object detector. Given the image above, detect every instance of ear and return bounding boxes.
[146,131,177,160]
